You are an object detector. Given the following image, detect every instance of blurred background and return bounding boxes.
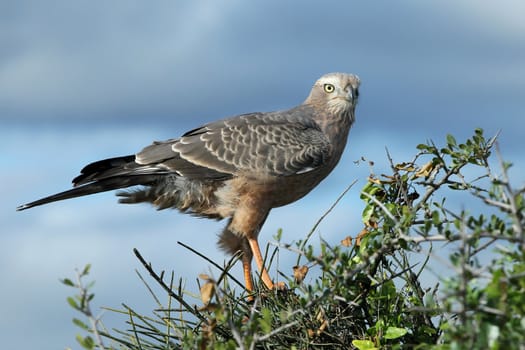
[1,1,524,348]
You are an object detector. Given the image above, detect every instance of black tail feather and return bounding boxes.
[73,155,136,186]
[16,174,159,211]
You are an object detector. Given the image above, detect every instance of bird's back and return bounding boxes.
[17,72,360,215]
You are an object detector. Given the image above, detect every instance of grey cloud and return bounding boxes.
[2,3,524,349]
[1,1,523,128]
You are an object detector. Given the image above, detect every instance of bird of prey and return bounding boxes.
[17,72,360,294]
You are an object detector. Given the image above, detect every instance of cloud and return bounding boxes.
[2,1,523,125]
[0,1,245,120]
[2,2,524,349]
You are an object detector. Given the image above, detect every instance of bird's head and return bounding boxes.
[304,72,360,117]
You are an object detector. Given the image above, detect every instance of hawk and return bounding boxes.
[18,72,360,294]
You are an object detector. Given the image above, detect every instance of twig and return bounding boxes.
[177,241,245,289]
[135,270,163,306]
[495,143,524,246]
[126,306,144,349]
[469,191,512,212]
[133,248,207,323]
[256,320,300,342]
[360,191,397,223]
[296,180,357,266]
[74,267,106,350]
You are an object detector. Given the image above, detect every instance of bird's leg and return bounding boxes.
[229,204,285,291]
[242,256,254,293]
[247,237,275,290]
[240,239,255,294]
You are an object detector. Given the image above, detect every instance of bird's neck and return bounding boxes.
[317,109,354,170]
[318,107,354,137]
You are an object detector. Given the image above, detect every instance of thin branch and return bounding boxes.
[400,232,525,245]
[469,191,512,212]
[360,191,397,223]
[256,320,301,342]
[133,248,207,323]
[296,180,357,266]
[135,270,163,306]
[177,241,245,289]
[471,237,498,256]
[495,143,524,244]
[74,268,106,350]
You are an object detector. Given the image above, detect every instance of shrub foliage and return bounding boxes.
[63,129,525,349]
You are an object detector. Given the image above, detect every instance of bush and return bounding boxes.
[63,129,525,349]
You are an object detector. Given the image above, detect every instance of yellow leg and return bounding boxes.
[247,237,275,290]
[242,252,254,294]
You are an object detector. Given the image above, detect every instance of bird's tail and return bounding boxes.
[16,155,162,211]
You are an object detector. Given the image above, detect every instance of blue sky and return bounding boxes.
[1,1,524,348]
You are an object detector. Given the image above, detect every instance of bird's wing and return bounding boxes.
[136,110,331,178]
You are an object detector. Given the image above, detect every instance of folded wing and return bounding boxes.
[137,111,331,179]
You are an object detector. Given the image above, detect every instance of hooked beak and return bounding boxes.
[346,85,359,102]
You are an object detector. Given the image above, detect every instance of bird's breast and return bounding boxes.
[213,165,335,213]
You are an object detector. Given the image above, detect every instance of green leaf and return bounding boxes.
[76,334,95,350]
[446,134,457,147]
[384,326,408,340]
[352,339,378,350]
[61,278,75,287]
[72,318,89,330]
[86,280,96,290]
[81,264,92,276]
[362,203,374,223]
[274,228,283,241]
[67,296,80,310]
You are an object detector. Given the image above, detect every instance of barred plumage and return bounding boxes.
[17,72,360,294]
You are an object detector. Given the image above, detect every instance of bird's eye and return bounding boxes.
[323,84,335,93]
